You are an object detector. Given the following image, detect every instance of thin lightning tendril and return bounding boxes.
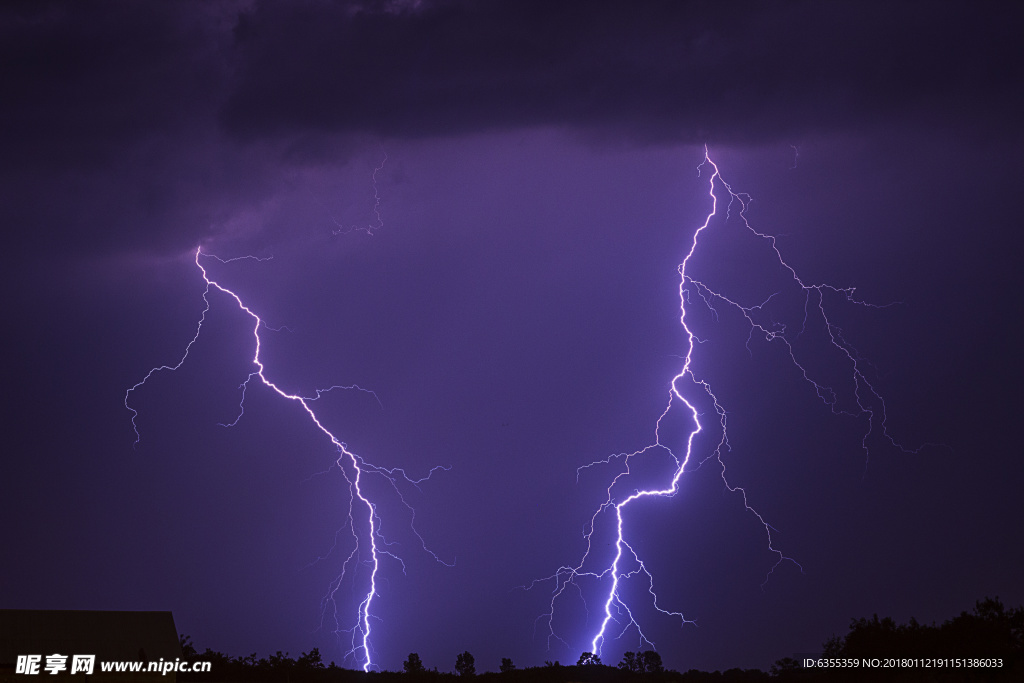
[530,147,923,660]
[332,152,387,236]
[125,247,451,671]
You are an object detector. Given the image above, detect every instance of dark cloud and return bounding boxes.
[1,0,229,168]
[2,0,1019,259]
[222,0,1021,143]
[0,1,246,257]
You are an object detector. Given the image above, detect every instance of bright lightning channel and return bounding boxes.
[532,147,921,659]
[125,247,450,671]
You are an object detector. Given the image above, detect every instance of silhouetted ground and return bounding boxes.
[176,598,1022,683]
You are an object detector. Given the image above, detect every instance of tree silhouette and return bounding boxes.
[640,651,663,673]
[577,652,602,666]
[179,634,198,659]
[500,657,515,673]
[296,648,324,670]
[769,657,800,676]
[455,651,476,677]
[823,596,1023,671]
[618,650,663,673]
[404,653,426,674]
[619,652,640,673]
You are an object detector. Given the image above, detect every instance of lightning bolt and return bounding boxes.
[332,151,387,236]
[125,247,450,671]
[532,147,923,659]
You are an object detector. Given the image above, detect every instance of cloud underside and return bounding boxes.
[5,0,1019,147]
[1,0,1019,257]
[217,0,1016,143]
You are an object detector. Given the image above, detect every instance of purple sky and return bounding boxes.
[3,0,1022,675]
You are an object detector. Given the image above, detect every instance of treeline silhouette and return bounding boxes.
[178,597,1021,682]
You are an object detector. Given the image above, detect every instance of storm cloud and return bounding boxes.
[2,0,1019,258]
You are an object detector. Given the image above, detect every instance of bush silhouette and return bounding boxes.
[455,651,476,677]
[404,653,426,674]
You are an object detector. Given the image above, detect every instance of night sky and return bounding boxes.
[3,0,1022,675]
